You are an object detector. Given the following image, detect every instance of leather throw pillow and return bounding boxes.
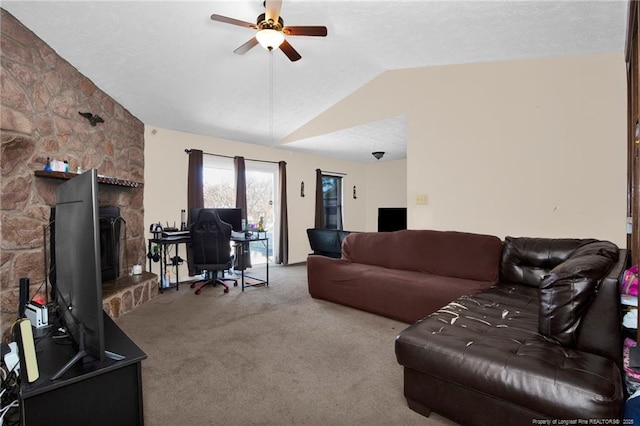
[538,241,618,347]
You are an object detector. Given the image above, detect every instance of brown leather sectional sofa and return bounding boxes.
[306,230,628,424]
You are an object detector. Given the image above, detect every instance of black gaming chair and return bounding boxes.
[189,209,237,294]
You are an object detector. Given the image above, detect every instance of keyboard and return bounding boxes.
[162,230,190,237]
[231,231,246,239]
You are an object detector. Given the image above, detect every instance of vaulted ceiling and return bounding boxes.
[1,1,629,162]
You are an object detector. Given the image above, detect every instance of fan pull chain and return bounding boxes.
[269,51,274,145]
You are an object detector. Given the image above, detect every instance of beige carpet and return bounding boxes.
[115,264,456,426]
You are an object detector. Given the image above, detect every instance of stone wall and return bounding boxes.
[1,9,148,339]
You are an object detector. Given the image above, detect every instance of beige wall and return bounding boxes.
[364,159,408,231]
[288,53,627,246]
[143,128,406,270]
[405,54,627,245]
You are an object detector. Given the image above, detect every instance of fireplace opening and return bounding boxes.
[49,206,123,296]
[98,206,122,282]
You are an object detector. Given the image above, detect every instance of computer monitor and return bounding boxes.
[189,207,243,232]
[215,208,243,232]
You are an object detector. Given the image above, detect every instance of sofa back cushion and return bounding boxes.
[499,237,592,287]
[538,240,619,347]
[341,229,503,282]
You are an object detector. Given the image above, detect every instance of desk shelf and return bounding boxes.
[35,170,144,188]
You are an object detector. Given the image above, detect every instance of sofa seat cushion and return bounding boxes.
[341,230,503,282]
[307,256,496,323]
[395,284,623,419]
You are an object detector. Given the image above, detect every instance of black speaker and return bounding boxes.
[19,277,29,318]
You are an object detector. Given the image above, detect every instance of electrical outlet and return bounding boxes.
[415,194,428,205]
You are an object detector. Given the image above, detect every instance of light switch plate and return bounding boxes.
[415,194,428,205]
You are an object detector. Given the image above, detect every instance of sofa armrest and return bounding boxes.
[603,248,629,288]
[576,248,628,367]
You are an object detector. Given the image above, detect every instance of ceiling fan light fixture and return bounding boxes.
[372,151,385,160]
[256,29,285,51]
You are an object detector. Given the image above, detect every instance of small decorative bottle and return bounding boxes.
[258,216,264,232]
[63,160,69,173]
[162,269,171,288]
[44,157,52,171]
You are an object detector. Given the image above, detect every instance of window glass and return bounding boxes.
[203,156,234,208]
[322,174,343,230]
[245,161,277,264]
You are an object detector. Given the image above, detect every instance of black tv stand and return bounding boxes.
[21,313,146,425]
[50,324,125,381]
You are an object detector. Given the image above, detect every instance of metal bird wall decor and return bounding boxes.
[78,111,105,126]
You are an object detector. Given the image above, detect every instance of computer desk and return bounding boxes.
[148,233,269,292]
[148,234,190,293]
[231,233,269,291]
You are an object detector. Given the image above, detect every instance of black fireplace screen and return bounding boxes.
[98,206,122,282]
[49,206,122,295]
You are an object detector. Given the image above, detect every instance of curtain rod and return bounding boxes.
[185,149,280,165]
[320,169,347,176]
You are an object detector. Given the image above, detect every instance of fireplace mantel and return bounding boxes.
[35,171,144,188]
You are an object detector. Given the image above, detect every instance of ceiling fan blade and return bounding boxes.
[211,14,256,29]
[280,39,301,62]
[234,37,259,55]
[265,0,282,23]
[283,26,328,37]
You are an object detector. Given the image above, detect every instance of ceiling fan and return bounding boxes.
[211,0,328,62]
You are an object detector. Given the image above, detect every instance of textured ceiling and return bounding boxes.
[1,1,629,163]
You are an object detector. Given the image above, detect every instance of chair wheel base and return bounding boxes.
[191,275,234,295]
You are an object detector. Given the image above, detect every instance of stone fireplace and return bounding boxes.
[1,9,154,340]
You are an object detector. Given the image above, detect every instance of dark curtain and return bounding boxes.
[314,168,324,229]
[186,149,204,275]
[234,156,251,268]
[234,156,248,225]
[277,161,289,265]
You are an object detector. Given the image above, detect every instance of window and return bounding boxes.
[202,155,277,264]
[245,161,277,264]
[322,174,343,230]
[203,156,234,208]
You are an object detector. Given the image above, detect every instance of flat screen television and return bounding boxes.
[377,207,407,232]
[189,207,243,232]
[51,169,123,380]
